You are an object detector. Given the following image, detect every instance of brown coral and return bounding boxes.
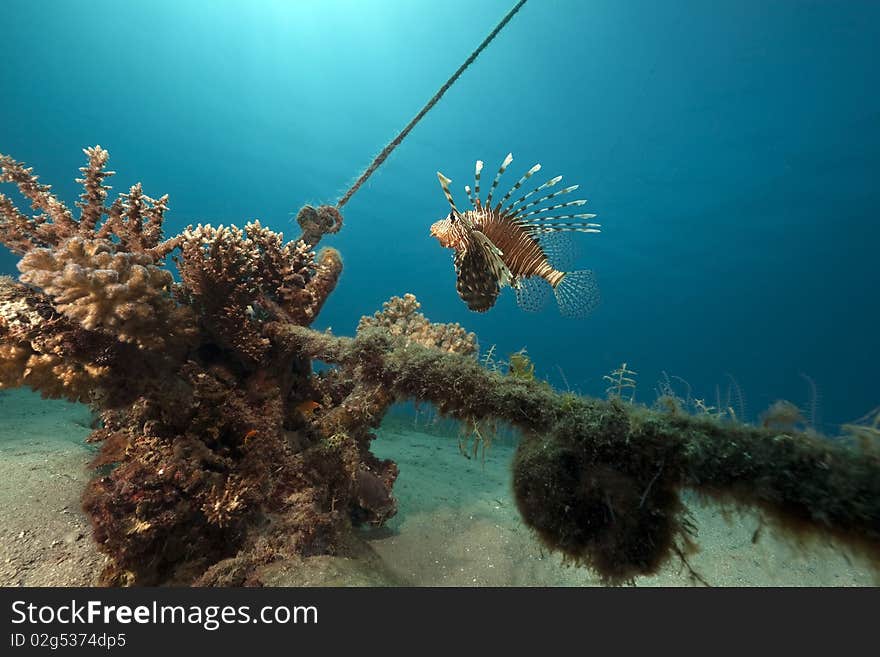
[0,276,116,401]
[358,293,478,356]
[18,237,193,350]
[302,247,342,322]
[0,147,398,586]
[175,221,320,362]
[3,146,194,351]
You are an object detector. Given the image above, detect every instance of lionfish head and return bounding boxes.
[430,211,458,248]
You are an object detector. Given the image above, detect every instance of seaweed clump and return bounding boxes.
[507,348,535,380]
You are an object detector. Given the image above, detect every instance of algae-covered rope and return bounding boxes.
[336,0,530,209]
[269,321,880,583]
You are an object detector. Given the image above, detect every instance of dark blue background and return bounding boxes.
[2,0,878,428]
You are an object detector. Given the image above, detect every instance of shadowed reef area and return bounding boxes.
[1,147,878,585]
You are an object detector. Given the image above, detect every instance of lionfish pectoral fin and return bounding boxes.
[471,230,513,289]
[453,246,500,312]
[553,270,600,319]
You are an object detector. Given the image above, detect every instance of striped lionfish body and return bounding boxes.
[430,153,601,318]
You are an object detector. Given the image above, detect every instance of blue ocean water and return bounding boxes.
[2,0,878,430]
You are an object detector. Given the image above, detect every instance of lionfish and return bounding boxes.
[430,153,601,318]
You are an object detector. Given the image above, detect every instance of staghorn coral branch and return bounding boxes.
[75,145,114,234]
[95,197,123,240]
[2,147,173,254]
[267,321,880,582]
[117,184,170,252]
[0,192,41,253]
[143,193,169,247]
[0,154,76,247]
[147,235,181,262]
[121,183,146,242]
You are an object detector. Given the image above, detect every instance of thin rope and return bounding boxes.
[336,0,529,209]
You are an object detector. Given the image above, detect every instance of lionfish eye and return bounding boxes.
[448,211,457,222]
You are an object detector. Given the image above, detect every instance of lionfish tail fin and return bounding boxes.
[437,171,457,211]
[553,269,600,318]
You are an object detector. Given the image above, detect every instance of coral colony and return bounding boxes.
[1,147,879,586]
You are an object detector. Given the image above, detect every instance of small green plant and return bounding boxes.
[560,392,580,413]
[604,362,637,402]
[507,348,535,381]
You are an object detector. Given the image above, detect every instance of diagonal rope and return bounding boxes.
[336,0,529,209]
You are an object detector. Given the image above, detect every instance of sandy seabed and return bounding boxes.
[0,389,873,587]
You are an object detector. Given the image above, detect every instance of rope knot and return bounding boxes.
[296,204,343,247]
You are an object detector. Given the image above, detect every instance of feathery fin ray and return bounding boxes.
[515,275,551,312]
[554,270,600,318]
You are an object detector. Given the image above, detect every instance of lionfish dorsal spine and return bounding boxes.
[502,174,563,215]
[522,219,601,234]
[464,184,476,208]
[497,163,541,212]
[510,184,580,219]
[518,199,589,220]
[436,172,458,212]
[473,160,484,208]
[486,152,514,208]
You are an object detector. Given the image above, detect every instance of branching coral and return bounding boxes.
[175,221,341,362]
[3,146,193,351]
[19,237,192,350]
[358,293,478,356]
[0,147,398,585]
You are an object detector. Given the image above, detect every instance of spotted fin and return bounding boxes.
[453,245,500,312]
[533,230,578,271]
[471,229,513,289]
